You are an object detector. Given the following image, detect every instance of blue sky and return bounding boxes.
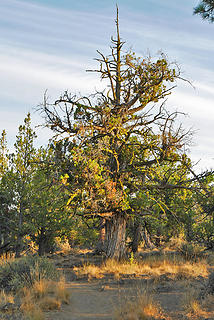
[0,0,213,171]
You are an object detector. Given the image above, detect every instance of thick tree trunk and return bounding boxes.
[37,229,53,256]
[104,213,126,260]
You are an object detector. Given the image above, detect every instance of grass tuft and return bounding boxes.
[20,277,70,320]
[114,291,165,320]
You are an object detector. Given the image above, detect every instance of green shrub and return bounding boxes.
[0,256,59,292]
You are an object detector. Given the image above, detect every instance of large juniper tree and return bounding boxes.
[39,11,194,259]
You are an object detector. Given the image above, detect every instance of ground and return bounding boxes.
[44,249,214,320]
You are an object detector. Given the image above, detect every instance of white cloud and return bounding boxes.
[0,0,213,171]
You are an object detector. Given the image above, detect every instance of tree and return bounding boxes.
[194,0,214,22]
[10,113,37,257]
[39,11,194,260]
[0,130,13,254]
[28,145,72,256]
[190,170,214,248]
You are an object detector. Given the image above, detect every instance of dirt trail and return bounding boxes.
[46,281,121,320]
[46,278,189,320]
[45,252,214,320]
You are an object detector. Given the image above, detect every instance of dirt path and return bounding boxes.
[46,278,191,320]
[46,281,121,320]
[45,252,214,320]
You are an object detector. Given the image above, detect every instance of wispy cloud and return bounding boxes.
[0,0,213,170]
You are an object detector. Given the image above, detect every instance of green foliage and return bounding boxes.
[194,0,214,22]
[28,145,73,255]
[0,256,58,291]
[190,172,214,249]
[129,252,135,265]
[68,218,99,247]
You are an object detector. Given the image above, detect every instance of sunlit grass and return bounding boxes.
[74,254,209,281]
[114,290,166,320]
[20,277,70,320]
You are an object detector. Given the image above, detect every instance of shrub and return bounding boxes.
[179,243,204,261]
[0,256,58,291]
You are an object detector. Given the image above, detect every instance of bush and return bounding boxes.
[0,256,58,292]
[179,243,204,261]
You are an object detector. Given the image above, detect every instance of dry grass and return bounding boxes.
[114,291,166,320]
[20,277,70,320]
[0,290,14,307]
[55,238,72,255]
[55,277,70,304]
[75,255,209,281]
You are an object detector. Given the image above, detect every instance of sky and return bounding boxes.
[0,0,213,171]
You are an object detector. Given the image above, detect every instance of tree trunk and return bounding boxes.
[37,229,53,256]
[15,199,24,258]
[131,220,142,253]
[142,224,155,249]
[104,213,126,260]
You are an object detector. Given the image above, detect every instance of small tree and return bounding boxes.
[39,11,194,260]
[10,113,37,256]
[194,0,214,22]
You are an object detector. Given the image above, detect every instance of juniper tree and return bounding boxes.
[39,11,194,259]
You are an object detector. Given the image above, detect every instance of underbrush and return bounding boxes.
[0,255,58,291]
[0,256,70,320]
[75,254,208,281]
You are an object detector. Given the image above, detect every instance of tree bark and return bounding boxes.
[104,213,126,260]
